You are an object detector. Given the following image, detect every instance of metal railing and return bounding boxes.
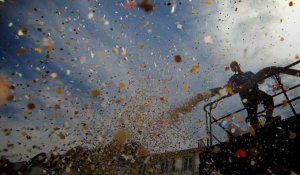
[203,61,300,147]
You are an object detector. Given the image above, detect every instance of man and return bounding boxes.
[224,61,274,130]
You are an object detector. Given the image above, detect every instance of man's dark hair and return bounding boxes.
[230,61,239,68]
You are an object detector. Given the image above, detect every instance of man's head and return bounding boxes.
[230,61,241,73]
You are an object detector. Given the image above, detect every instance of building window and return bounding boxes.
[183,157,193,171]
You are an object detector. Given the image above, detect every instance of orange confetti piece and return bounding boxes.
[282,100,289,108]
[138,44,145,50]
[90,89,101,97]
[190,64,200,74]
[174,55,182,63]
[114,130,128,144]
[16,48,27,56]
[0,75,10,107]
[58,132,65,139]
[112,47,119,54]
[205,0,212,6]
[118,82,126,90]
[43,38,54,52]
[55,88,62,95]
[64,41,71,46]
[27,103,36,110]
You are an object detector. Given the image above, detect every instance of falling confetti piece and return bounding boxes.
[50,73,58,79]
[174,55,182,63]
[27,103,36,110]
[176,23,183,30]
[114,130,128,144]
[102,81,112,87]
[17,28,27,36]
[118,82,126,89]
[112,47,119,54]
[182,83,190,92]
[138,0,154,12]
[34,47,42,53]
[66,69,71,75]
[58,132,65,139]
[88,11,94,20]
[16,48,27,56]
[123,0,136,9]
[234,148,247,158]
[90,89,101,97]
[295,54,299,60]
[43,38,54,52]
[205,0,212,6]
[204,35,213,44]
[171,2,176,13]
[289,1,293,6]
[138,44,145,50]
[0,75,10,107]
[55,88,62,95]
[191,10,198,15]
[190,64,200,74]
[281,100,289,108]
[159,96,167,102]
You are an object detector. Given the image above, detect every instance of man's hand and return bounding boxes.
[224,82,235,95]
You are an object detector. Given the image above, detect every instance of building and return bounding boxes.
[137,140,206,175]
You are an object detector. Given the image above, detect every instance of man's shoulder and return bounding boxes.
[229,74,238,81]
[244,71,255,75]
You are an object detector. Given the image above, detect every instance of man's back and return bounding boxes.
[229,71,259,97]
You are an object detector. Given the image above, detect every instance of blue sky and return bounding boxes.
[0,0,299,161]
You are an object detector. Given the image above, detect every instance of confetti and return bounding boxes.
[205,0,212,6]
[34,47,42,53]
[204,35,213,44]
[88,11,94,20]
[16,48,27,56]
[138,44,145,50]
[190,64,200,74]
[234,148,247,158]
[281,100,289,108]
[0,75,10,107]
[90,89,101,97]
[55,88,62,95]
[112,47,119,54]
[174,55,182,63]
[123,0,136,9]
[137,0,154,12]
[17,27,27,36]
[43,38,54,52]
[182,83,190,92]
[27,103,36,110]
[58,132,65,139]
[118,82,126,90]
[114,130,128,144]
